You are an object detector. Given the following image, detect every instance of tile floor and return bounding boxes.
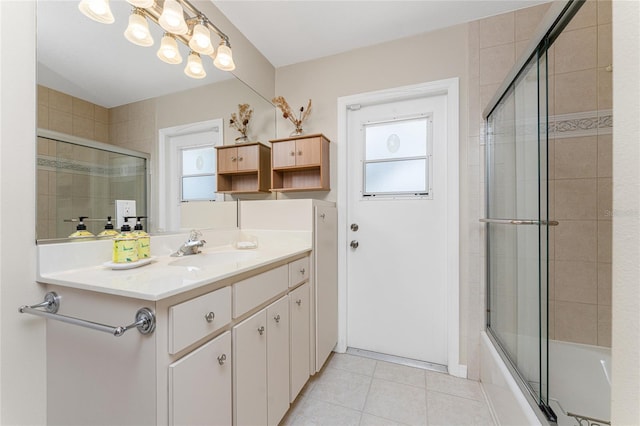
[281,353,496,426]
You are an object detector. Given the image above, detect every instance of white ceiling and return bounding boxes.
[37,0,549,108]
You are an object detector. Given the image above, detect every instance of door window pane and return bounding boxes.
[363,117,430,196]
[182,147,215,175]
[364,159,427,194]
[182,176,216,200]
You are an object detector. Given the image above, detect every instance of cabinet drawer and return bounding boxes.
[288,257,310,287]
[169,287,232,355]
[233,265,288,318]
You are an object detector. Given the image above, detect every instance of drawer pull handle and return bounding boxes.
[205,312,215,323]
[299,268,305,275]
[296,299,302,306]
[274,314,281,323]
[257,326,265,335]
[217,354,227,365]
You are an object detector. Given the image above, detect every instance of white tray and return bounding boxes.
[103,257,155,270]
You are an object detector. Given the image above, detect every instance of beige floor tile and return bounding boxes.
[360,413,408,426]
[363,379,427,426]
[307,367,371,410]
[373,361,426,389]
[287,398,362,426]
[427,391,494,426]
[328,353,377,376]
[426,371,485,402]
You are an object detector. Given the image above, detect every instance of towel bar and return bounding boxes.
[19,292,155,337]
[480,218,559,226]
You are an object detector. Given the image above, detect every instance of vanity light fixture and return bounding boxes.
[189,18,214,55]
[78,0,236,79]
[184,51,206,79]
[157,33,183,64]
[213,39,236,71]
[124,8,154,47]
[78,0,114,24]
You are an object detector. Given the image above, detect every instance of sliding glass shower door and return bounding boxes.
[485,49,552,414]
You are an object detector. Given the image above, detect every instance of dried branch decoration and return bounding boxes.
[272,96,312,134]
[229,103,253,138]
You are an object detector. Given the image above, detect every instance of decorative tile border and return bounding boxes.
[548,109,613,139]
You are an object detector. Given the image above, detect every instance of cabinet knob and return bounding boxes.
[290,151,295,156]
[238,156,243,161]
[257,326,265,335]
[296,299,302,306]
[205,312,215,323]
[273,314,281,323]
[231,156,237,162]
[217,354,227,365]
[298,150,303,155]
[299,268,305,275]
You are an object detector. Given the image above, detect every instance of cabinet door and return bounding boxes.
[218,147,238,173]
[169,331,232,426]
[233,310,267,426]
[289,282,311,402]
[267,296,290,426]
[237,145,258,171]
[296,137,322,166]
[272,140,296,168]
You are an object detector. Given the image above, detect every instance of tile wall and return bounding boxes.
[37,86,148,239]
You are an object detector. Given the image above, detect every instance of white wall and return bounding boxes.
[611,0,640,423]
[0,1,47,424]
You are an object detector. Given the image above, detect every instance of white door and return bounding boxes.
[347,95,448,365]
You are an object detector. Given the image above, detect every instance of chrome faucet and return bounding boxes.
[174,230,206,256]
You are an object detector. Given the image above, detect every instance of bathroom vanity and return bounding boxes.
[34,221,336,426]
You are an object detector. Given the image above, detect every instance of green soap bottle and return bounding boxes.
[112,218,138,263]
[132,216,150,259]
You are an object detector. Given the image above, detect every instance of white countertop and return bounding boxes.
[37,229,312,301]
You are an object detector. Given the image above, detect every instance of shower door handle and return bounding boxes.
[479,218,559,226]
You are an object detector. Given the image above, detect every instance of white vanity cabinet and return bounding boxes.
[289,282,310,402]
[233,296,291,426]
[168,331,231,426]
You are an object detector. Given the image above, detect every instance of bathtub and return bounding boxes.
[480,332,611,425]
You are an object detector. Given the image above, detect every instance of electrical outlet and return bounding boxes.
[115,200,136,230]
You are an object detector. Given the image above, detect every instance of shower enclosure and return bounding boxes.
[482,1,612,424]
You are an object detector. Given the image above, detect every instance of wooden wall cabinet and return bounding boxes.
[270,134,330,192]
[216,143,271,193]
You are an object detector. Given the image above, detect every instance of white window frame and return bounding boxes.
[157,119,223,232]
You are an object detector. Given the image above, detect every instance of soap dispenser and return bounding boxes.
[112,217,138,263]
[68,216,94,238]
[131,216,150,259]
[97,216,119,238]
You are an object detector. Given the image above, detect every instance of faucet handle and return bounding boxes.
[188,229,202,241]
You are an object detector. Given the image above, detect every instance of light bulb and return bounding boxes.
[213,40,235,71]
[188,22,214,55]
[78,0,115,24]
[159,0,188,35]
[124,9,153,47]
[157,33,182,64]
[185,51,206,79]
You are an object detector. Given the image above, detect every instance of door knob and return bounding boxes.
[350,223,359,232]
[350,240,359,249]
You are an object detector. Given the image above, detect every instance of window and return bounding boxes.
[180,146,216,201]
[363,117,431,197]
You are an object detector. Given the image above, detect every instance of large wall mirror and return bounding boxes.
[36,0,276,242]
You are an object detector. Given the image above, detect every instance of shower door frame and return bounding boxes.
[482,0,586,423]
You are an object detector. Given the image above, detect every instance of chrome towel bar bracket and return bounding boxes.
[19,292,156,337]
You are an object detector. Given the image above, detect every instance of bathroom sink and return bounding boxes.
[169,250,259,268]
